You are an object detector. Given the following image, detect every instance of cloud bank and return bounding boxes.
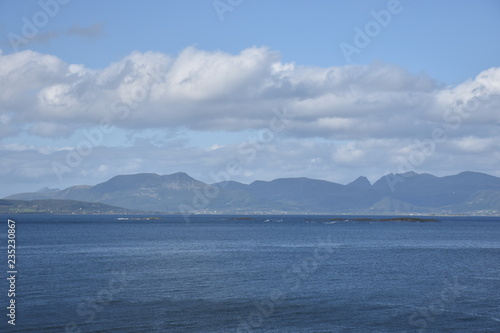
[1,47,499,195]
[1,46,499,139]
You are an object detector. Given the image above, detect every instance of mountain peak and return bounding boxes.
[164,171,192,178]
[347,176,371,188]
[109,173,160,181]
[161,172,199,183]
[92,173,161,193]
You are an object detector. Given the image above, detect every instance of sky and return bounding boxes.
[0,0,499,197]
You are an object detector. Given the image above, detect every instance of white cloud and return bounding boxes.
[1,47,500,196]
[1,47,499,142]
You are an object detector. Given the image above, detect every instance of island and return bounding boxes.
[305,217,440,223]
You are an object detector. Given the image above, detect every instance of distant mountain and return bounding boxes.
[7,172,295,213]
[373,171,500,209]
[5,171,500,215]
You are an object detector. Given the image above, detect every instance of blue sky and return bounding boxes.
[0,0,500,197]
[3,0,499,82]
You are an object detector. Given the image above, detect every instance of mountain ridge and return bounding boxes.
[5,171,500,215]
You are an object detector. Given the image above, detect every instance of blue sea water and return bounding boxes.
[0,214,499,333]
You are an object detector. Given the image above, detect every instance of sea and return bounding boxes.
[0,214,499,333]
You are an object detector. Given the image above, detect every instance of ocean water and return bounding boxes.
[0,214,499,333]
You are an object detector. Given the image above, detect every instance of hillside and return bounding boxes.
[0,199,146,215]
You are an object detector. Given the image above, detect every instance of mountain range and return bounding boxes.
[4,171,500,215]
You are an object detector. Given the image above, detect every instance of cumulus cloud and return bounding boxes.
[1,47,500,195]
[1,47,499,141]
